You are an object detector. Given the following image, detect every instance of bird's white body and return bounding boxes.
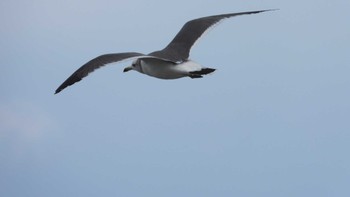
[133,59,203,79]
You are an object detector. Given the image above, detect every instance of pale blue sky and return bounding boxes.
[1,0,350,196]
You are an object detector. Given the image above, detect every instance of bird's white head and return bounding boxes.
[123,59,141,73]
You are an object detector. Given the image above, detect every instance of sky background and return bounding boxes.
[1,0,350,196]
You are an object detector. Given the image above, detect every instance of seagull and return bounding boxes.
[55,9,275,94]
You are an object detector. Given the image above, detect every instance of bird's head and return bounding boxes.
[123,59,141,73]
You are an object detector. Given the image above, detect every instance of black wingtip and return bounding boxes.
[248,9,279,15]
[54,86,65,94]
[54,89,61,95]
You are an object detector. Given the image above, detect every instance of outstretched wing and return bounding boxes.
[55,52,145,94]
[150,9,275,62]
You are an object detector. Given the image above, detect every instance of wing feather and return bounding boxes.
[150,9,276,62]
[55,52,145,94]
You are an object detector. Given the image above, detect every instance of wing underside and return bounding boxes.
[55,52,145,94]
[149,9,275,62]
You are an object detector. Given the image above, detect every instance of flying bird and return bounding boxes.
[55,9,275,94]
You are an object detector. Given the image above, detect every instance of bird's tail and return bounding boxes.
[189,68,216,78]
